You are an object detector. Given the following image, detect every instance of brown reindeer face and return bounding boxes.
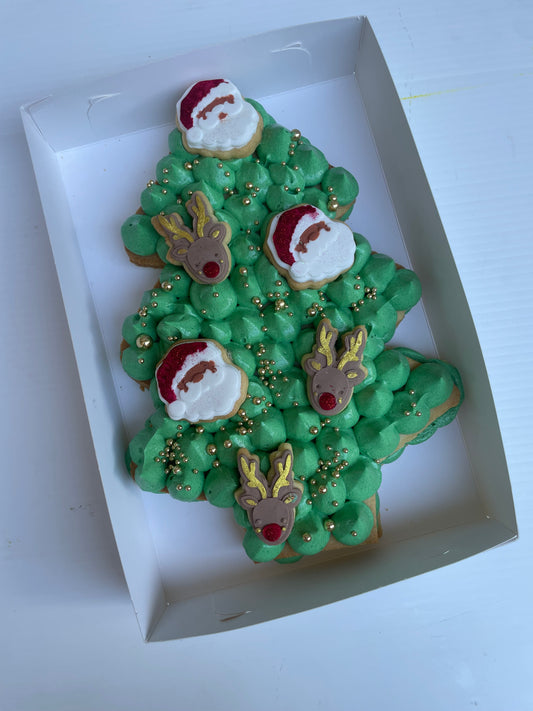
[151,191,231,284]
[303,319,368,416]
[185,234,230,283]
[236,444,303,545]
[249,498,294,542]
[311,367,352,413]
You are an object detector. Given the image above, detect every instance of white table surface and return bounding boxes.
[2,1,532,709]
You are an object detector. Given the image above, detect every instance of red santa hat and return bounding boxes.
[178,79,230,130]
[270,204,319,266]
[156,341,209,406]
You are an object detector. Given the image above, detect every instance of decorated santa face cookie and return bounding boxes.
[155,340,248,423]
[264,204,356,290]
[176,79,263,159]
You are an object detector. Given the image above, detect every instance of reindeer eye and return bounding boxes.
[280,516,288,524]
[255,518,262,526]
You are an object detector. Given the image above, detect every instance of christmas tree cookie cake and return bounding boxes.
[120,80,463,563]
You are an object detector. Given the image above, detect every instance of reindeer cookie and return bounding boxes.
[151,191,232,284]
[303,319,368,416]
[236,444,303,545]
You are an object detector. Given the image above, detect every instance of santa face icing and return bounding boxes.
[265,205,356,290]
[155,340,248,423]
[176,79,262,157]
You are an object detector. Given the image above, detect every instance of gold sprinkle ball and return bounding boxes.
[135,334,153,350]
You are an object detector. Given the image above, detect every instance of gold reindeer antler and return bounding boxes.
[151,213,195,246]
[271,447,293,499]
[239,452,267,500]
[314,321,335,368]
[189,192,211,238]
[337,327,367,375]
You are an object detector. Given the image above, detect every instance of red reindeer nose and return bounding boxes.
[203,261,220,279]
[318,392,337,411]
[262,523,282,542]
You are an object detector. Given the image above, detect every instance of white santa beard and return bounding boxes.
[290,222,355,283]
[186,101,259,151]
[166,364,242,423]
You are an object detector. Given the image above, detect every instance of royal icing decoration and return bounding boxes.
[155,339,247,422]
[302,319,368,416]
[176,79,262,157]
[264,204,356,290]
[236,444,303,545]
[151,191,232,284]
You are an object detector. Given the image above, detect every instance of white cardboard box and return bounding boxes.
[21,17,515,641]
